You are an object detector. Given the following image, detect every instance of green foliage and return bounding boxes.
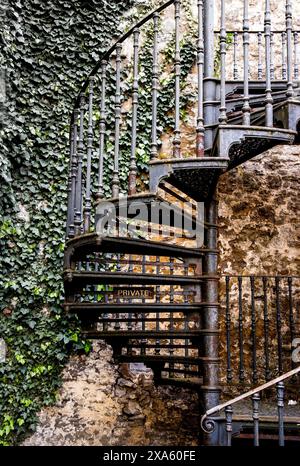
[0,0,198,445]
[0,0,137,445]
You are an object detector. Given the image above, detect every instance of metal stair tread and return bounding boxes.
[64,303,219,312]
[81,330,205,339]
[116,354,203,364]
[64,271,213,285]
[65,233,210,264]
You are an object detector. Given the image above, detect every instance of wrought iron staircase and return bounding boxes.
[63,0,300,445]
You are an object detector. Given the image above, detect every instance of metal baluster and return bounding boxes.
[288,277,295,368]
[173,0,181,157]
[196,0,205,157]
[238,276,245,382]
[66,122,75,238]
[294,32,299,80]
[233,32,239,80]
[242,0,251,126]
[275,276,283,374]
[140,255,147,353]
[68,109,79,238]
[128,29,140,196]
[270,32,275,80]
[277,381,285,446]
[96,60,107,201]
[225,276,233,383]
[83,77,94,233]
[155,256,161,355]
[262,277,271,380]
[151,13,159,161]
[250,276,258,384]
[219,0,228,124]
[170,257,175,376]
[74,94,85,235]
[286,0,294,97]
[184,284,189,378]
[258,32,263,80]
[112,44,122,198]
[127,255,133,350]
[282,32,287,80]
[252,393,260,447]
[103,284,109,331]
[225,405,233,446]
[264,0,273,126]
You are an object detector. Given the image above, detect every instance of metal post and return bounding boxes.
[196,0,205,157]
[286,0,294,97]
[219,0,228,124]
[201,193,220,446]
[264,0,273,126]
[203,0,217,149]
[242,0,251,125]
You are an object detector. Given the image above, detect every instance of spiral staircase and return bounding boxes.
[63,0,300,445]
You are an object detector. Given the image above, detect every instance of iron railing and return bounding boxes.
[220,275,300,387]
[201,365,300,446]
[66,0,299,239]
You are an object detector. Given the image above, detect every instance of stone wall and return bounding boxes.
[23,342,199,446]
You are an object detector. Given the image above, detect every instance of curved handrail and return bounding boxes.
[201,365,300,432]
[72,0,175,113]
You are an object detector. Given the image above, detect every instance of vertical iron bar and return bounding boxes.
[74,94,85,236]
[219,0,228,124]
[225,406,233,446]
[96,60,107,201]
[258,32,263,80]
[169,257,174,376]
[238,276,245,382]
[112,44,122,198]
[250,276,258,384]
[173,0,181,158]
[277,381,285,446]
[286,0,294,97]
[275,276,283,374]
[155,256,160,355]
[233,32,238,80]
[294,32,299,80]
[288,277,295,368]
[128,29,140,196]
[252,393,260,447]
[264,0,273,126]
[203,0,216,150]
[196,0,205,157]
[282,32,287,80]
[66,122,75,238]
[242,0,251,126]
[151,13,159,160]
[225,276,232,383]
[68,110,79,238]
[262,276,271,380]
[270,32,275,80]
[83,76,94,233]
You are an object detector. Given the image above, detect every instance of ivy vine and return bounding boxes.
[0,0,201,445]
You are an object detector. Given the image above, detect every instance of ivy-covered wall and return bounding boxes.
[0,0,146,445]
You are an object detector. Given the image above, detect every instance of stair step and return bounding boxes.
[155,376,203,389]
[116,354,203,364]
[64,303,218,313]
[96,194,204,231]
[81,330,205,339]
[64,271,213,286]
[65,234,210,268]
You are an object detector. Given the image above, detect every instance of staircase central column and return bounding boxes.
[203,0,217,149]
[200,192,221,445]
